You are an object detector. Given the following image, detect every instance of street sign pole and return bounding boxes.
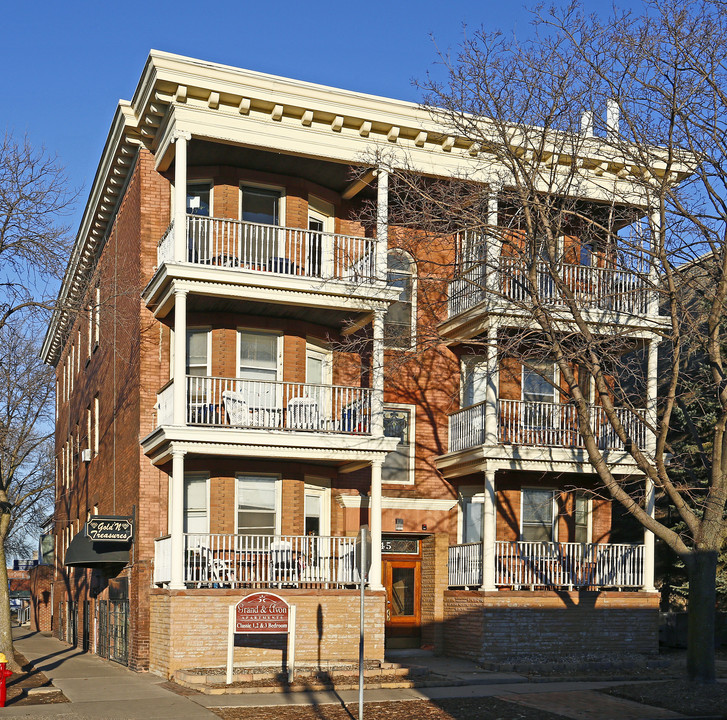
[358,525,367,720]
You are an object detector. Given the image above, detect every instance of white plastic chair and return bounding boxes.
[286,396,320,430]
[222,390,250,427]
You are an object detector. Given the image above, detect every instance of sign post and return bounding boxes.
[226,592,295,685]
[356,526,371,720]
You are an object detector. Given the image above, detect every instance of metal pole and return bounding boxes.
[358,526,367,720]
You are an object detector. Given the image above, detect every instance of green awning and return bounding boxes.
[64,528,130,567]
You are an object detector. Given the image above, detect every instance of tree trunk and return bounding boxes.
[0,530,19,671]
[685,549,718,683]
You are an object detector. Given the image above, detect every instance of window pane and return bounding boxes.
[242,188,279,225]
[237,476,276,535]
[187,184,210,216]
[307,354,324,384]
[463,499,483,543]
[522,523,553,543]
[184,476,207,533]
[522,489,553,525]
[304,493,321,536]
[383,409,411,482]
[240,332,277,371]
[186,330,208,375]
[523,363,555,403]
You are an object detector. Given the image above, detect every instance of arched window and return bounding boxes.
[384,250,415,348]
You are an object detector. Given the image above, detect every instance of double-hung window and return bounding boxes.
[241,187,281,269]
[186,329,210,422]
[238,330,280,425]
[186,183,211,262]
[382,406,414,484]
[237,475,277,535]
[522,361,557,436]
[183,475,208,534]
[521,488,556,542]
[384,250,415,348]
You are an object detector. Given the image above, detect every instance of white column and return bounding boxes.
[480,469,497,591]
[369,459,384,590]
[170,448,186,590]
[173,132,191,263]
[646,336,660,455]
[484,323,499,445]
[173,288,188,426]
[371,310,385,437]
[376,169,389,281]
[643,476,656,592]
[485,188,500,295]
[647,210,660,316]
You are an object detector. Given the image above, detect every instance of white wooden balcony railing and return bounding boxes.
[447,258,652,318]
[153,533,358,589]
[155,376,371,434]
[448,541,644,589]
[157,216,377,282]
[448,399,646,453]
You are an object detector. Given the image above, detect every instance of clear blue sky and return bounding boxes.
[3,0,643,232]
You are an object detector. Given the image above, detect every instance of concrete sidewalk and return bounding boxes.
[5,629,218,719]
[4,629,697,720]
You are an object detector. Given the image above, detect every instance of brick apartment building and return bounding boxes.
[41,51,665,675]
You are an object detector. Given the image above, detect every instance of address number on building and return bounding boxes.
[381,537,419,554]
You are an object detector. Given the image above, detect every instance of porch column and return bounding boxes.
[173,288,188,426]
[484,322,499,445]
[173,132,191,263]
[646,336,660,455]
[485,187,500,295]
[643,476,656,592]
[647,210,661,316]
[170,448,186,590]
[369,459,384,590]
[371,310,385,437]
[480,468,497,591]
[376,168,389,281]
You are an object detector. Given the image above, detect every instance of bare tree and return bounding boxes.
[0,133,75,667]
[0,327,55,668]
[353,0,727,683]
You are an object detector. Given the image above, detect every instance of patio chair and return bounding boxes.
[222,390,250,427]
[286,396,320,430]
[269,539,298,586]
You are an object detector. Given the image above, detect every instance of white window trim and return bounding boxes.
[519,487,558,542]
[234,473,282,535]
[186,327,212,377]
[236,327,283,381]
[382,402,416,486]
[384,249,417,351]
[521,361,559,404]
[305,338,332,386]
[174,179,215,217]
[303,477,331,536]
[575,492,593,544]
[183,472,210,534]
[457,486,484,544]
[239,181,286,227]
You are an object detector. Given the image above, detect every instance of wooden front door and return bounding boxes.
[383,559,421,649]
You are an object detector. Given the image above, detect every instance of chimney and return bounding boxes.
[581,111,594,137]
[607,99,620,139]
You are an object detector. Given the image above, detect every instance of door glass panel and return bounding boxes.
[390,567,415,617]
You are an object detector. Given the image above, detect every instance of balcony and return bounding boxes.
[156,376,371,434]
[158,215,378,283]
[448,541,644,589]
[447,258,653,319]
[448,399,646,453]
[154,533,358,589]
